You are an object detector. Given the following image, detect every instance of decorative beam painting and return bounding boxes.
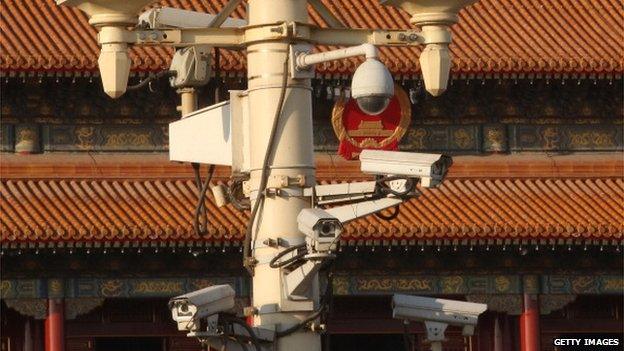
[2,274,621,300]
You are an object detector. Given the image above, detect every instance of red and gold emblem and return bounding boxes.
[331,84,411,160]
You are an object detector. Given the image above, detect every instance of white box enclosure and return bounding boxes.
[169,90,250,174]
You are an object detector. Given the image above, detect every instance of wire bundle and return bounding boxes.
[243,52,291,273]
[192,163,216,237]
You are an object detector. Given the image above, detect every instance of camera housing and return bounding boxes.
[169,285,235,331]
[392,294,487,335]
[169,45,212,88]
[351,58,395,115]
[138,7,246,29]
[297,208,343,253]
[359,149,452,188]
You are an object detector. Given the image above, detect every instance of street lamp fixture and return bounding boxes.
[58,0,154,98]
[58,0,474,98]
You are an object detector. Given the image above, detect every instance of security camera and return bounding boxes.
[351,58,394,115]
[293,43,393,113]
[169,45,212,88]
[359,149,452,188]
[169,285,235,331]
[297,208,343,253]
[138,7,247,29]
[392,294,486,335]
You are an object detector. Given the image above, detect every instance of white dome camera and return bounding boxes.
[351,58,394,115]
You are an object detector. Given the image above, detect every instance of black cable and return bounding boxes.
[375,205,400,221]
[232,338,249,351]
[269,243,307,269]
[243,51,290,274]
[275,307,325,338]
[320,265,334,308]
[192,163,216,237]
[271,266,333,339]
[224,335,248,351]
[221,315,261,351]
[272,251,308,269]
[229,180,251,211]
[375,176,416,197]
[220,319,230,351]
[402,321,413,351]
[192,163,206,235]
[126,70,174,91]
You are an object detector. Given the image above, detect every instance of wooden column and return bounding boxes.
[24,319,33,351]
[519,294,540,351]
[502,313,514,351]
[477,312,494,351]
[45,299,65,351]
[493,314,503,351]
[34,320,44,351]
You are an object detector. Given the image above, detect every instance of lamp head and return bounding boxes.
[419,42,450,97]
[57,0,155,98]
[379,0,476,25]
[351,58,394,115]
[380,0,476,96]
[57,0,155,26]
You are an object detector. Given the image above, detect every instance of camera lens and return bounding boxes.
[356,95,391,115]
[319,223,335,237]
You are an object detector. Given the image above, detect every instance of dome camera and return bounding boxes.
[351,58,394,115]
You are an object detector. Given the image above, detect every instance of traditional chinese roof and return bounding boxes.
[1,153,622,247]
[1,0,622,76]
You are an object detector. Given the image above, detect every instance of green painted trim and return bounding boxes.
[2,274,621,299]
[1,277,248,299]
[0,124,14,152]
[332,274,624,296]
[541,275,624,294]
[332,274,521,295]
[2,122,622,153]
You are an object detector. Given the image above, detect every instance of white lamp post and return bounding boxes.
[57,0,476,350]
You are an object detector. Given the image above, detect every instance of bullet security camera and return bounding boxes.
[169,285,235,331]
[359,149,452,188]
[392,294,487,336]
[138,7,247,29]
[297,208,343,253]
[351,58,395,115]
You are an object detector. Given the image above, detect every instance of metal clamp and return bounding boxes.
[243,174,308,195]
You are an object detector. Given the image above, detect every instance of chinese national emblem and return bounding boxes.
[331,84,411,160]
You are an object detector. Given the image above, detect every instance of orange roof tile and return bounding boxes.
[1,0,622,75]
[1,153,622,245]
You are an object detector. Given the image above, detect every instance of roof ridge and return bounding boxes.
[2,153,623,178]
[1,0,622,74]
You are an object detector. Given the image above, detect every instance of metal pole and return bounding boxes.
[178,88,198,117]
[297,43,377,68]
[245,0,319,350]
